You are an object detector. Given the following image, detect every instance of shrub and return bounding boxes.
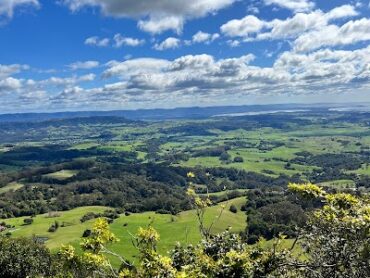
[219,151,231,161]
[23,218,34,225]
[48,226,57,233]
[82,229,92,238]
[80,212,98,223]
[48,221,59,233]
[229,204,238,213]
[233,156,244,163]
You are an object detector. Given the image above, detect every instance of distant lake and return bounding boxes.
[213,109,310,117]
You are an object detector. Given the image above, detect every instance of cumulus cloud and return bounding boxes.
[138,16,184,35]
[102,58,170,79]
[192,31,220,44]
[221,4,359,42]
[96,47,370,106]
[294,18,370,52]
[227,40,241,47]
[68,61,100,70]
[221,15,265,38]
[0,77,22,92]
[264,0,315,12]
[3,1,370,111]
[169,54,216,71]
[61,0,237,34]
[154,37,181,50]
[113,34,145,47]
[4,45,370,111]
[0,0,39,19]
[33,74,96,90]
[85,36,110,47]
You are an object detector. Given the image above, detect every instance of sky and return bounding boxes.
[0,0,370,113]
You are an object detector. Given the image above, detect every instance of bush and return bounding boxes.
[82,229,91,238]
[23,218,33,225]
[48,226,57,233]
[229,204,238,213]
[219,151,231,161]
[106,218,114,224]
[155,209,171,214]
[233,156,244,163]
[80,212,98,223]
[48,221,59,233]
[102,210,119,220]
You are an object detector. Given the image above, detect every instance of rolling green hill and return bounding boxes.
[2,197,247,262]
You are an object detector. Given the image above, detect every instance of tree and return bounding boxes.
[287,183,370,277]
[0,237,55,278]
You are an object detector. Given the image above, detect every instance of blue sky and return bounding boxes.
[0,0,370,113]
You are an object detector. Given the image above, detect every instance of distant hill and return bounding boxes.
[0,103,368,122]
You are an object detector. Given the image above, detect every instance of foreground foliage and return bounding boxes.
[0,183,369,277]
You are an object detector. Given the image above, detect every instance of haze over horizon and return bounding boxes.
[1,0,370,113]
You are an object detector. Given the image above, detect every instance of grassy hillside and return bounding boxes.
[3,206,109,249]
[0,182,24,194]
[2,197,247,262]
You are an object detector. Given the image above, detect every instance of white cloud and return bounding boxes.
[0,77,22,92]
[0,64,29,78]
[43,74,96,87]
[169,54,216,71]
[227,40,241,47]
[84,36,110,47]
[221,4,359,42]
[113,34,145,47]
[97,48,370,106]
[5,45,370,111]
[68,61,100,70]
[294,18,370,52]
[192,31,220,44]
[102,58,170,79]
[61,0,237,34]
[154,37,181,50]
[325,4,359,21]
[221,15,265,38]
[274,46,370,85]
[247,4,260,14]
[56,86,85,100]
[138,16,184,35]
[0,0,39,19]
[264,0,315,12]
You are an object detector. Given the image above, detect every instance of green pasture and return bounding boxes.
[318,179,356,189]
[44,170,78,180]
[2,197,247,262]
[0,182,24,194]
